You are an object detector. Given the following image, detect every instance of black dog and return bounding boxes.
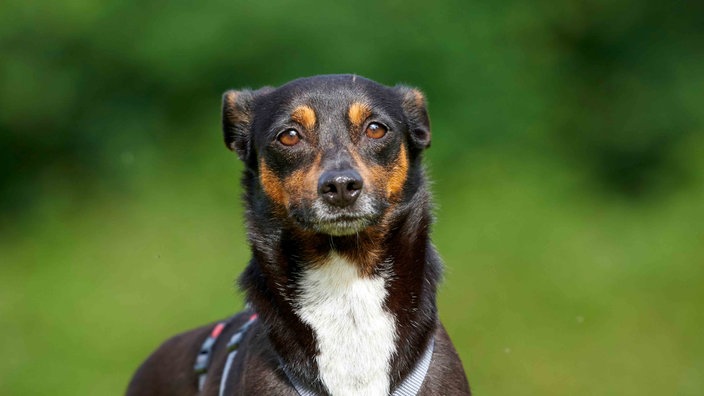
[127,75,470,395]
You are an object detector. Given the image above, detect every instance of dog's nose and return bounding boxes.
[318,170,363,207]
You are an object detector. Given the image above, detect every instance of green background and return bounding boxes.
[1,0,703,394]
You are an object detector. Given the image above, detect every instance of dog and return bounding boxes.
[126,75,471,396]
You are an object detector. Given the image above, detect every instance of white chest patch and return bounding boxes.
[295,254,397,396]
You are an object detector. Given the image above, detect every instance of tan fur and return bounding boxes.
[348,102,371,128]
[259,154,322,208]
[288,153,321,204]
[291,105,317,131]
[412,89,425,108]
[259,160,287,206]
[224,90,238,109]
[348,148,376,191]
[349,145,408,201]
[223,91,250,125]
[385,144,408,199]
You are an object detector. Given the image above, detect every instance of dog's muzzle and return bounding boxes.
[305,168,380,236]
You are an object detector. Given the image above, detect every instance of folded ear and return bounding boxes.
[222,87,272,162]
[396,86,431,150]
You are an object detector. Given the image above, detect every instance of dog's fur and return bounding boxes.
[126,75,470,395]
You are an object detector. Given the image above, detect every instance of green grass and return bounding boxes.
[1,145,703,395]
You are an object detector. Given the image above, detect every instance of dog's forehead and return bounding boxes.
[278,74,390,99]
[250,75,408,151]
[262,75,400,121]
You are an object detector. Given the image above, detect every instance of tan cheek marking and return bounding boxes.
[348,102,371,128]
[259,160,288,206]
[306,154,323,195]
[291,105,316,131]
[386,144,408,198]
[351,145,408,200]
[284,169,306,202]
[348,148,377,191]
[283,154,322,203]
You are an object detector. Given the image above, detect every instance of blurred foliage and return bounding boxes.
[1,0,703,395]
[2,0,702,214]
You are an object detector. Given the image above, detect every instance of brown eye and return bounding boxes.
[277,129,301,146]
[365,122,387,139]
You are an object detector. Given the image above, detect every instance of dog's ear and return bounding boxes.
[222,87,273,162]
[396,86,431,150]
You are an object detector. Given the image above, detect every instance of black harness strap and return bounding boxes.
[193,313,259,394]
[194,321,228,391]
[218,314,258,396]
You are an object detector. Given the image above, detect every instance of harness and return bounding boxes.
[194,313,434,396]
[194,313,258,396]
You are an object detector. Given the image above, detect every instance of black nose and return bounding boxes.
[318,170,363,207]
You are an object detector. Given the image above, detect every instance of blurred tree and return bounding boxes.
[547,0,703,196]
[1,0,702,215]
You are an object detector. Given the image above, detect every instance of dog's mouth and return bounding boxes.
[288,198,383,236]
[287,194,386,236]
[311,214,375,236]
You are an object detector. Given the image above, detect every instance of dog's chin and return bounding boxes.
[312,217,374,236]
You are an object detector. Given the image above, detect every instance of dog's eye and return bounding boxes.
[277,129,301,146]
[365,122,387,139]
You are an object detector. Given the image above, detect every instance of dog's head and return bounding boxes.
[222,75,430,236]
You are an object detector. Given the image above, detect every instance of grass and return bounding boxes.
[1,143,702,395]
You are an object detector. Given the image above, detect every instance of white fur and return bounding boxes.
[295,253,397,396]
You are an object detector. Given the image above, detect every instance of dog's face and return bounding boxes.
[222,75,430,236]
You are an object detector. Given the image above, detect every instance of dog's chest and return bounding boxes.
[294,254,397,396]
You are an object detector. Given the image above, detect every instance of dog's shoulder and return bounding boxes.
[215,321,299,395]
[420,322,472,395]
[126,320,214,396]
[126,313,297,396]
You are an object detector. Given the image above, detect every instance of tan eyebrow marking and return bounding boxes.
[348,102,372,128]
[291,105,316,130]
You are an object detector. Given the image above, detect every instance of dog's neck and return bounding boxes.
[294,252,397,395]
[240,176,441,395]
